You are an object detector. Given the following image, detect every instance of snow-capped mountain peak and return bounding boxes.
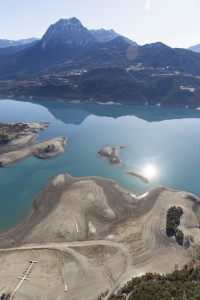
[41,18,97,49]
[90,28,119,43]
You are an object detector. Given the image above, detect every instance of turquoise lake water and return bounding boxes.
[1,98,200,232]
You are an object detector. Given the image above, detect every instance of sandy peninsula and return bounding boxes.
[98,146,126,165]
[0,173,200,299]
[126,170,151,184]
[0,122,67,167]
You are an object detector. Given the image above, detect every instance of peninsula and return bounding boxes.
[0,122,67,167]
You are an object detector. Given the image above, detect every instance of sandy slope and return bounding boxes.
[0,174,199,299]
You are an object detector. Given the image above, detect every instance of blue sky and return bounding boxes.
[0,0,199,48]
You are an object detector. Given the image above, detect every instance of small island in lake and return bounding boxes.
[98,145,126,165]
[0,122,67,167]
[126,170,151,184]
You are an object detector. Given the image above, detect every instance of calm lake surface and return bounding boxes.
[0,98,200,231]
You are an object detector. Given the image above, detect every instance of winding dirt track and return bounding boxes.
[0,174,199,300]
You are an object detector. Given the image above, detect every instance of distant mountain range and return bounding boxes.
[1,17,200,77]
[0,40,39,55]
[0,37,39,48]
[0,17,200,108]
[188,44,200,53]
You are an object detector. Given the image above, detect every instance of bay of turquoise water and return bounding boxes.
[0,98,200,232]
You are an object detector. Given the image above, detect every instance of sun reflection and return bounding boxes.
[143,164,157,180]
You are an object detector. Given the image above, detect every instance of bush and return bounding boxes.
[175,229,184,245]
[166,206,183,240]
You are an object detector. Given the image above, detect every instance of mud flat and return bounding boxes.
[0,174,200,299]
[0,122,67,167]
[126,170,151,184]
[98,145,126,165]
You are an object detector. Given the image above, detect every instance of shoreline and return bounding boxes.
[0,173,199,243]
[0,95,125,106]
[1,95,200,110]
[1,175,199,238]
[1,168,199,238]
[0,175,145,236]
[0,174,132,237]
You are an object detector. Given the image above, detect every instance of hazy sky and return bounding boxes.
[0,0,199,48]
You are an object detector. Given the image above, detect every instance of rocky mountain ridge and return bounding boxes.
[41,18,97,49]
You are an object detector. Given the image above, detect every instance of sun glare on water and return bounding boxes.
[143,164,157,180]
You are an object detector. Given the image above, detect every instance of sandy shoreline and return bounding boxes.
[0,173,200,299]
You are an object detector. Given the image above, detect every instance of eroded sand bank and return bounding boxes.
[126,170,150,184]
[0,122,67,167]
[0,174,199,299]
